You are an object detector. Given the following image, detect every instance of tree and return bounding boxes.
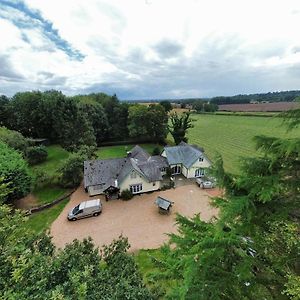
[53,97,97,151]
[0,95,9,126]
[0,126,28,155]
[154,109,300,299]
[168,112,193,145]
[128,105,149,138]
[146,104,168,143]
[0,142,32,202]
[77,101,109,145]
[59,152,86,188]
[8,91,43,137]
[0,204,153,299]
[160,100,172,113]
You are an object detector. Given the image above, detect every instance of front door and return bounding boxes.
[171,165,181,175]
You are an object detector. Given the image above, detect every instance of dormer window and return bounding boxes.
[199,156,204,162]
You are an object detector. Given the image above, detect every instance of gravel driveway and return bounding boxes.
[50,184,219,252]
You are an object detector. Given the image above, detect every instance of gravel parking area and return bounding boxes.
[50,184,219,252]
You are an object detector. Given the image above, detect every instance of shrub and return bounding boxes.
[0,126,28,155]
[0,141,32,202]
[59,153,85,188]
[152,147,161,156]
[26,146,48,165]
[33,170,52,189]
[120,189,133,200]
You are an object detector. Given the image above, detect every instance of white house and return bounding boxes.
[161,142,211,178]
[84,143,211,197]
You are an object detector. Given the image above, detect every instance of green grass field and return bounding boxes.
[30,145,70,177]
[188,114,300,173]
[25,198,69,234]
[96,143,162,159]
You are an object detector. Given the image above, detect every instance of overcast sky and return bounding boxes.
[1,0,300,99]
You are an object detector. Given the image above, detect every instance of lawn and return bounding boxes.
[30,145,70,177]
[32,186,68,205]
[96,143,162,159]
[187,114,300,173]
[25,198,69,234]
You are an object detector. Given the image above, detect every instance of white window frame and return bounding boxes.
[171,165,181,175]
[195,168,205,177]
[130,183,142,194]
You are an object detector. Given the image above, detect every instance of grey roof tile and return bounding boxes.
[164,143,204,168]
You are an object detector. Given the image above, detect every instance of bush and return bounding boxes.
[120,189,133,200]
[0,141,32,202]
[152,147,161,156]
[26,146,48,165]
[59,153,85,188]
[0,126,28,155]
[33,170,52,189]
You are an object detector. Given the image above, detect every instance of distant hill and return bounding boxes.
[126,90,300,105]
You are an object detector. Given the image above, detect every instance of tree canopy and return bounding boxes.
[0,203,153,299]
[168,112,193,145]
[0,141,32,203]
[153,109,300,299]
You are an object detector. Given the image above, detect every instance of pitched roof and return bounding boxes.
[84,146,164,190]
[130,145,150,160]
[155,196,173,210]
[84,158,127,190]
[164,142,205,168]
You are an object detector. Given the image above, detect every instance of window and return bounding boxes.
[160,167,166,172]
[130,171,137,179]
[199,156,204,162]
[171,165,181,175]
[130,184,142,194]
[195,168,205,177]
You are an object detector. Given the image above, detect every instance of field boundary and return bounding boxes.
[25,189,75,215]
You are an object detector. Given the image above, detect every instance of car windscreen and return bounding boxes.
[72,205,80,215]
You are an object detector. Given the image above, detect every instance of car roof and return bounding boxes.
[79,199,101,209]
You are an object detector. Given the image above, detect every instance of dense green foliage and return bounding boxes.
[168,112,193,145]
[26,146,48,165]
[0,142,32,202]
[187,114,300,173]
[128,104,168,143]
[59,152,86,188]
[121,189,133,200]
[0,203,152,299]
[192,101,218,112]
[1,91,168,151]
[153,111,300,299]
[160,100,172,112]
[0,126,28,154]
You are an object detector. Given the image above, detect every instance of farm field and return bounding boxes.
[218,101,300,112]
[188,114,300,174]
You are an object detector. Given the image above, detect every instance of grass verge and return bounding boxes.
[25,198,69,234]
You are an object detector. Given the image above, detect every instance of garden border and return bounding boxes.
[25,188,76,215]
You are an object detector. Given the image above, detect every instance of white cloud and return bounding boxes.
[1,0,300,98]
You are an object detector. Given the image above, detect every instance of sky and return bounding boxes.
[1,0,300,99]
